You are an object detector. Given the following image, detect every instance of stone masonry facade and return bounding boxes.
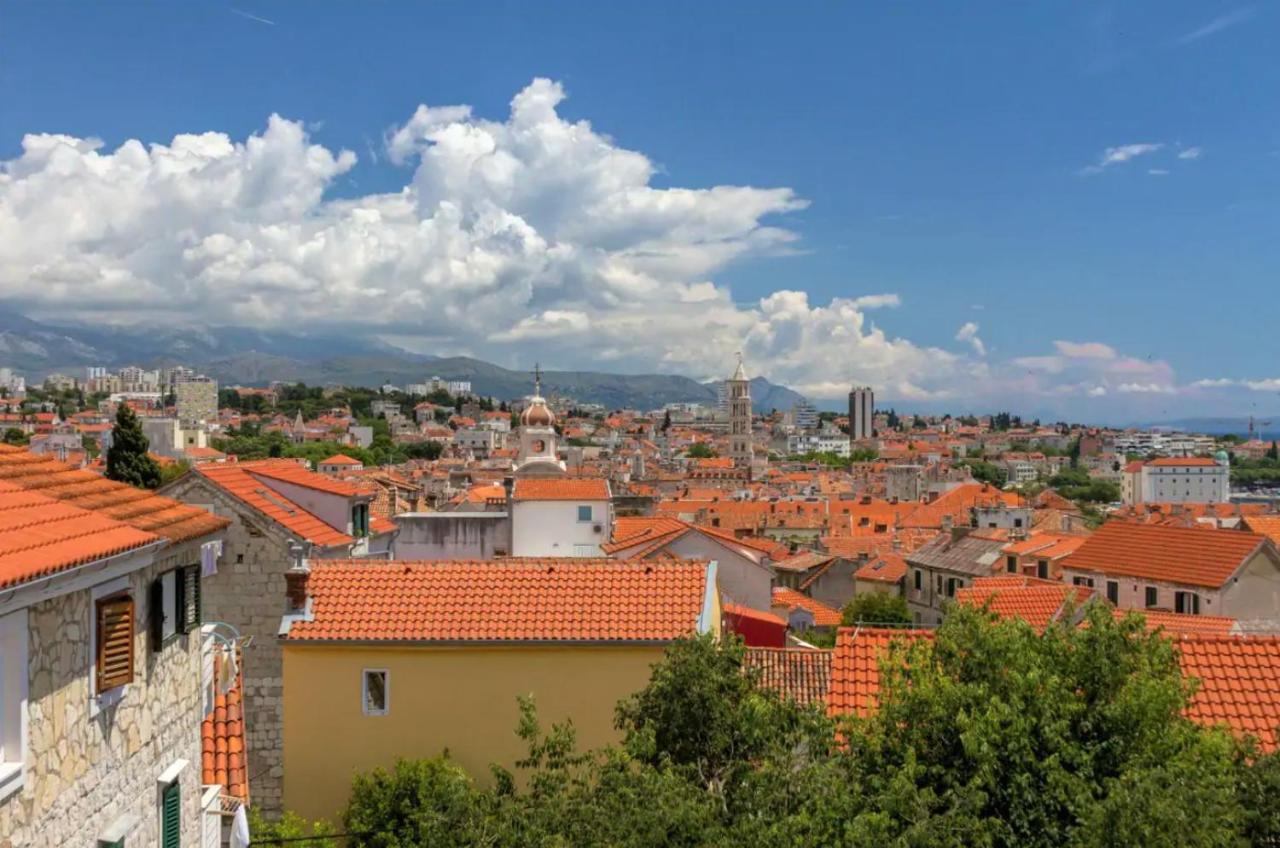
[165,476,297,815]
[0,545,205,848]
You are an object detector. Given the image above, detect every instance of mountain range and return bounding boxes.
[0,310,808,411]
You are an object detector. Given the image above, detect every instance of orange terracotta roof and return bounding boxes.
[1178,635,1280,752]
[772,587,842,627]
[605,516,689,551]
[0,445,228,545]
[854,552,908,584]
[320,453,362,466]
[723,602,788,627]
[827,627,934,718]
[201,646,249,802]
[195,463,354,548]
[1062,522,1267,589]
[1243,515,1280,546]
[238,459,364,496]
[1113,608,1237,636]
[956,577,1095,630]
[285,559,710,642]
[511,477,611,501]
[1148,457,1220,467]
[744,647,832,706]
[0,484,162,590]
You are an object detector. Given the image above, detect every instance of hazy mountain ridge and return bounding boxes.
[0,311,808,410]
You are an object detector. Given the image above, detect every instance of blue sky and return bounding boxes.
[1,2,1277,421]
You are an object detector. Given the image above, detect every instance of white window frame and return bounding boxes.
[0,608,29,802]
[362,669,389,716]
[90,576,133,717]
[158,569,180,644]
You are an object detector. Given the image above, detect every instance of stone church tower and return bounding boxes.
[727,353,754,469]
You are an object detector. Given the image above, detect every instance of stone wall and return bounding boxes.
[192,495,293,815]
[0,545,205,848]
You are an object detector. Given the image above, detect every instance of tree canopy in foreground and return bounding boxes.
[260,603,1280,847]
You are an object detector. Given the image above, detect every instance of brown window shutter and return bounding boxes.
[97,596,135,693]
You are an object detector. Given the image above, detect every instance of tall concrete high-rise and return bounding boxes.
[727,354,753,468]
[848,386,874,442]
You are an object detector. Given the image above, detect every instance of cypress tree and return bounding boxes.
[105,403,161,489]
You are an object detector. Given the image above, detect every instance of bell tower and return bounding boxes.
[516,364,566,476]
[727,353,753,468]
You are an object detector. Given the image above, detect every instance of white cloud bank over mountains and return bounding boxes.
[0,78,1271,413]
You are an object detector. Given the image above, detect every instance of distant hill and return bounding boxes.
[0,310,808,411]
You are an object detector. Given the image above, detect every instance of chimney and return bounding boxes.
[941,514,953,533]
[285,563,310,612]
[285,542,311,612]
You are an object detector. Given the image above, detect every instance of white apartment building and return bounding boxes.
[1121,455,1230,505]
[791,398,819,431]
[787,433,852,457]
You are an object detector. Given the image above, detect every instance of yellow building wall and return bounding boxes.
[282,644,667,823]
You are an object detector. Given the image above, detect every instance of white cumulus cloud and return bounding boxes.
[955,322,986,356]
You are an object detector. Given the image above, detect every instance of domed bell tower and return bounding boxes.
[516,364,566,477]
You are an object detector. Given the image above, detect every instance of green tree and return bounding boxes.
[248,808,336,847]
[403,440,444,461]
[344,757,489,848]
[158,459,191,487]
[686,442,717,459]
[2,427,27,446]
[845,603,1250,847]
[840,592,911,626]
[105,404,161,489]
[1268,441,1279,462]
[962,459,1008,487]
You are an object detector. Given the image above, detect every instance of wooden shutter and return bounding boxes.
[96,596,135,693]
[161,779,181,848]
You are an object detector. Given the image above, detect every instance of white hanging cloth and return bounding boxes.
[229,803,251,848]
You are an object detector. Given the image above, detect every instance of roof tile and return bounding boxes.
[285,558,709,642]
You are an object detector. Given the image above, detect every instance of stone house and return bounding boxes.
[0,444,230,847]
[904,529,1009,626]
[1059,521,1280,624]
[160,459,397,812]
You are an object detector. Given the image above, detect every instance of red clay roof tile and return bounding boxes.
[511,477,611,501]
[0,484,162,590]
[285,558,709,642]
[0,445,228,546]
[1062,522,1266,588]
[1178,635,1280,752]
[772,587,842,627]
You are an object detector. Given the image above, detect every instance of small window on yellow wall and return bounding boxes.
[363,669,388,716]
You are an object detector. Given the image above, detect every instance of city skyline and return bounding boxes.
[2,2,1278,420]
